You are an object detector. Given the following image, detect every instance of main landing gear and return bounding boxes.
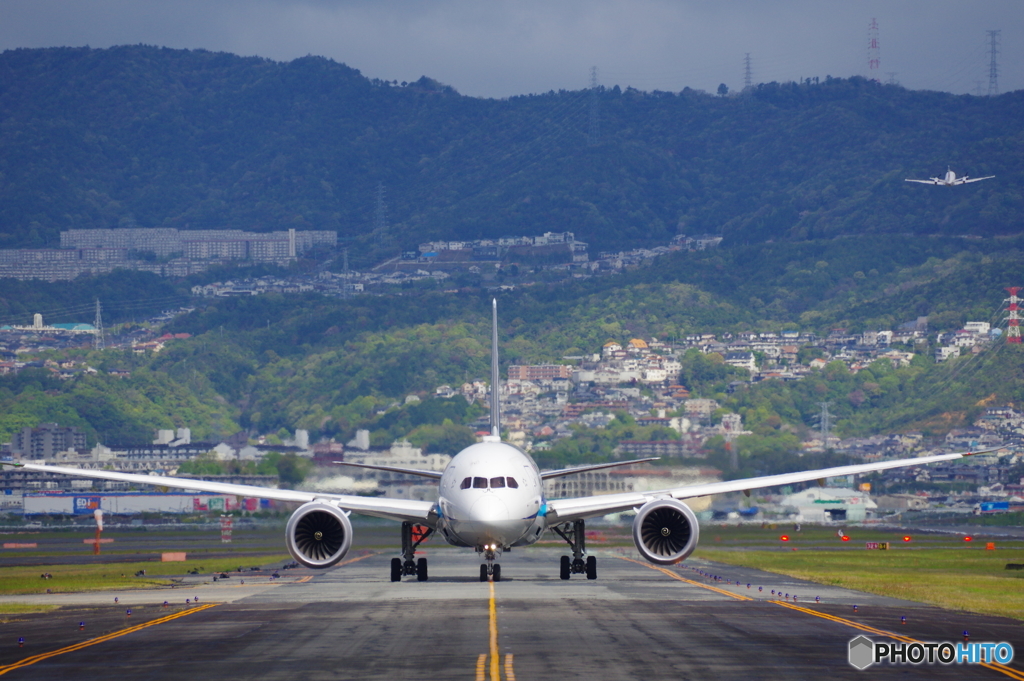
[478,544,502,582]
[391,521,433,582]
[553,519,597,580]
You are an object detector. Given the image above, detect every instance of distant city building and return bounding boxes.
[507,364,572,381]
[7,423,87,460]
[0,228,336,281]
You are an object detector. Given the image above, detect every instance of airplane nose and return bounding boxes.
[471,495,510,522]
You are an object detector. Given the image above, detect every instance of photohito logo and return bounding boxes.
[848,636,1014,670]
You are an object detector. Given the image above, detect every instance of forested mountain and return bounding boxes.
[1,45,1022,256]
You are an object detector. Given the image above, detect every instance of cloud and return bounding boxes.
[1,0,1021,97]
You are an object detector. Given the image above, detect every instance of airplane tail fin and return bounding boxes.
[490,298,501,439]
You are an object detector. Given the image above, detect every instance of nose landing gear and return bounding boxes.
[477,545,503,581]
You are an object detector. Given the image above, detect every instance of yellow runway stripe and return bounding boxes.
[504,654,516,681]
[617,556,753,601]
[475,653,487,681]
[488,580,500,681]
[0,603,218,676]
[622,557,1024,680]
[772,600,1024,680]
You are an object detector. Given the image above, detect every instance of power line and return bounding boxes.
[588,66,600,147]
[93,299,104,351]
[987,30,1001,96]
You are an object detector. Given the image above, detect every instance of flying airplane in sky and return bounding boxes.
[0,301,990,582]
[905,167,995,186]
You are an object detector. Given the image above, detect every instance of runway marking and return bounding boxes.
[0,603,218,677]
[772,600,1024,680]
[489,580,500,681]
[475,581,514,680]
[622,557,1024,679]
[616,557,753,601]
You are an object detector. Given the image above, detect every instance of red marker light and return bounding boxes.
[780,535,790,542]
[964,536,973,542]
[903,536,912,542]
[841,535,850,542]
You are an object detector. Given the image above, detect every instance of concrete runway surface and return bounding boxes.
[1,548,1022,680]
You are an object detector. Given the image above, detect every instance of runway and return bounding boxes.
[1,548,1022,680]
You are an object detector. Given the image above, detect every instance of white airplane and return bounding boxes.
[0,301,991,582]
[905,167,994,186]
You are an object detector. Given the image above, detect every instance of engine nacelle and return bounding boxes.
[632,498,700,565]
[286,501,353,569]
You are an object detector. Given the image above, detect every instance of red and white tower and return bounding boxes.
[1006,287,1022,344]
[868,19,880,82]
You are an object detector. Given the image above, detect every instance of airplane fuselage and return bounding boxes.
[435,439,548,550]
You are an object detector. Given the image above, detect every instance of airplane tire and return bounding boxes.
[417,557,428,582]
[480,564,488,582]
[493,564,501,582]
[390,558,402,582]
[586,555,597,580]
[560,555,571,580]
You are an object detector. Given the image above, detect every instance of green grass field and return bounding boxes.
[693,525,1024,620]
[0,556,290,604]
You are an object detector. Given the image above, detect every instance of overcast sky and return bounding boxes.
[2,0,1021,98]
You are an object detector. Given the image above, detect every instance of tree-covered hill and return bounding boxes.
[1,45,1022,255]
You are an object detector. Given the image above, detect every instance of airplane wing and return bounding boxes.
[331,461,443,479]
[0,462,436,525]
[540,458,660,480]
[962,175,995,184]
[904,179,939,185]
[544,448,995,524]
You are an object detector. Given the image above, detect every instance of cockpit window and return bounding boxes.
[460,476,519,490]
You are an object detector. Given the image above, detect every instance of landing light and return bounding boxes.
[903,536,912,542]
[964,536,973,542]
[780,535,790,542]
[841,535,850,542]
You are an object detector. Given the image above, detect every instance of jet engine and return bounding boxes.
[632,499,700,565]
[285,501,353,568]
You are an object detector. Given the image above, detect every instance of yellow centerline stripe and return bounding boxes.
[0,603,218,676]
[488,580,500,681]
[621,557,1024,680]
[617,556,753,601]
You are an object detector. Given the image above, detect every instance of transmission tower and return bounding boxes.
[588,66,600,147]
[817,402,833,450]
[743,53,752,90]
[868,19,880,81]
[374,182,390,249]
[1006,287,1021,344]
[987,30,1000,96]
[885,72,898,86]
[93,299,104,351]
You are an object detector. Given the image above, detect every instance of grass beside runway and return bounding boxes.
[694,527,1024,620]
[0,555,291,604]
